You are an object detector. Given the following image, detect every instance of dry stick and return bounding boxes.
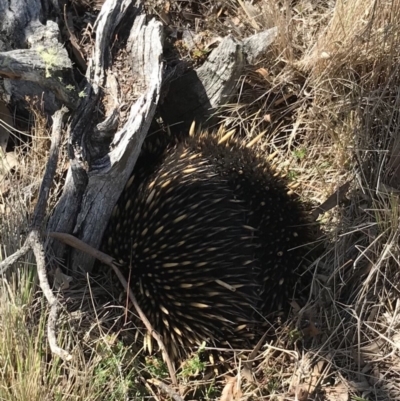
[0,107,72,361]
[32,106,72,361]
[237,0,259,30]
[28,230,72,361]
[0,242,30,274]
[141,377,162,401]
[49,231,178,387]
[147,378,185,401]
[32,107,69,228]
[241,330,269,382]
[311,181,351,221]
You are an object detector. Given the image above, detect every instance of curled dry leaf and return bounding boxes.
[291,359,325,400]
[320,51,331,59]
[220,376,242,401]
[296,384,310,401]
[53,267,73,290]
[325,381,349,401]
[301,320,321,338]
[159,1,172,27]
[290,300,302,314]
[2,152,18,172]
[256,67,270,79]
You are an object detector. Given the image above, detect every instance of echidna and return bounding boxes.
[101,127,310,359]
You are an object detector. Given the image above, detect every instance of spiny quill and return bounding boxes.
[101,122,311,360]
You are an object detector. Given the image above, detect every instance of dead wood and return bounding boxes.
[47,3,164,273]
[159,27,278,132]
[0,0,76,114]
[0,47,77,108]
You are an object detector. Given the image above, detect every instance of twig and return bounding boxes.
[241,330,269,382]
[33,107,72,361]
[32,106,68,229]
[311,181,351,221]
[28,230,72,361]
[140,376,162,401]
[63,5,87,73]
[148,378,185,401]
[237,0,259,30]
[0,107,72,361]
[49,231,178,387]
[0,242,30,274]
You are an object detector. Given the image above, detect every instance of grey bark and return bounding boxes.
[0,1,75,114]
[159,27,278,132]
[47,2,164,272]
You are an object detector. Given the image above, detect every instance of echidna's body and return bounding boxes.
[102,129,310,359]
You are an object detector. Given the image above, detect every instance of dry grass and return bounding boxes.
[2,0,400,399]
[0,102,145,400]
[214,0,400,400]
[0,271,144,400]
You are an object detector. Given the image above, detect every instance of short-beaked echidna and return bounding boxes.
[101,128,310,359]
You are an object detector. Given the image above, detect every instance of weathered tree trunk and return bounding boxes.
[0,0,278,273]
[47,6,164,272]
